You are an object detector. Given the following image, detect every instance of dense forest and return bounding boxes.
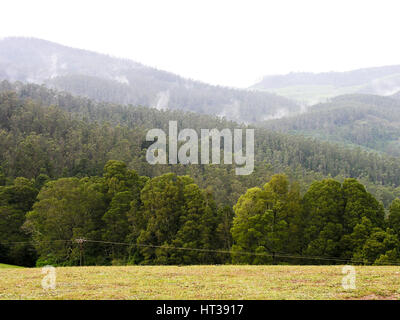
[1,161,400,267]
[2,81,400,207]
[1,81,400,267]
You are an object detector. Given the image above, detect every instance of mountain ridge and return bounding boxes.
[0,37,299,123]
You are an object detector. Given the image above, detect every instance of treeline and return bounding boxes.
[1,161,400,267]
[0,161,233,266]
[232,174,400,265]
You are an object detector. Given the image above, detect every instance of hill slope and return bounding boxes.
[260,94,400,156]
[0,37,299,123]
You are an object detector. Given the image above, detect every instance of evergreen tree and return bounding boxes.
[231,174,303,264]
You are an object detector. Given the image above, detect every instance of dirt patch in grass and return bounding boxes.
[356,294,400,300]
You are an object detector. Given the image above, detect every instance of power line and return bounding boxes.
[2,238,400,266]
[83,239,400,265]
[0,240,72,245]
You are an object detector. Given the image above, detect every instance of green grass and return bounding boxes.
[0,263,22,269]
[1,265,400,300]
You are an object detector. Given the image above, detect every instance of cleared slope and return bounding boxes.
[252,67,400,105]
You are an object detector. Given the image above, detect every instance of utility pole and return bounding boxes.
[75,238,86,266]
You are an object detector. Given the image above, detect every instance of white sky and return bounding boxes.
[1,0,400,88]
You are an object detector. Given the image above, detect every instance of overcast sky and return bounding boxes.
[1,0,400,87]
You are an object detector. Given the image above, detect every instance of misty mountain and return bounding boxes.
[251,66,400,105]
[0,37,299,123]
[259,94,400,156]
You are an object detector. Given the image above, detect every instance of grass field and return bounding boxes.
[0,265,399,300]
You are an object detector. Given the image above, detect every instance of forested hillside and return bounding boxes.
[1,80,400,206]
[1,81,400,267]
[260,94,400,156]
[0,37,299,123]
